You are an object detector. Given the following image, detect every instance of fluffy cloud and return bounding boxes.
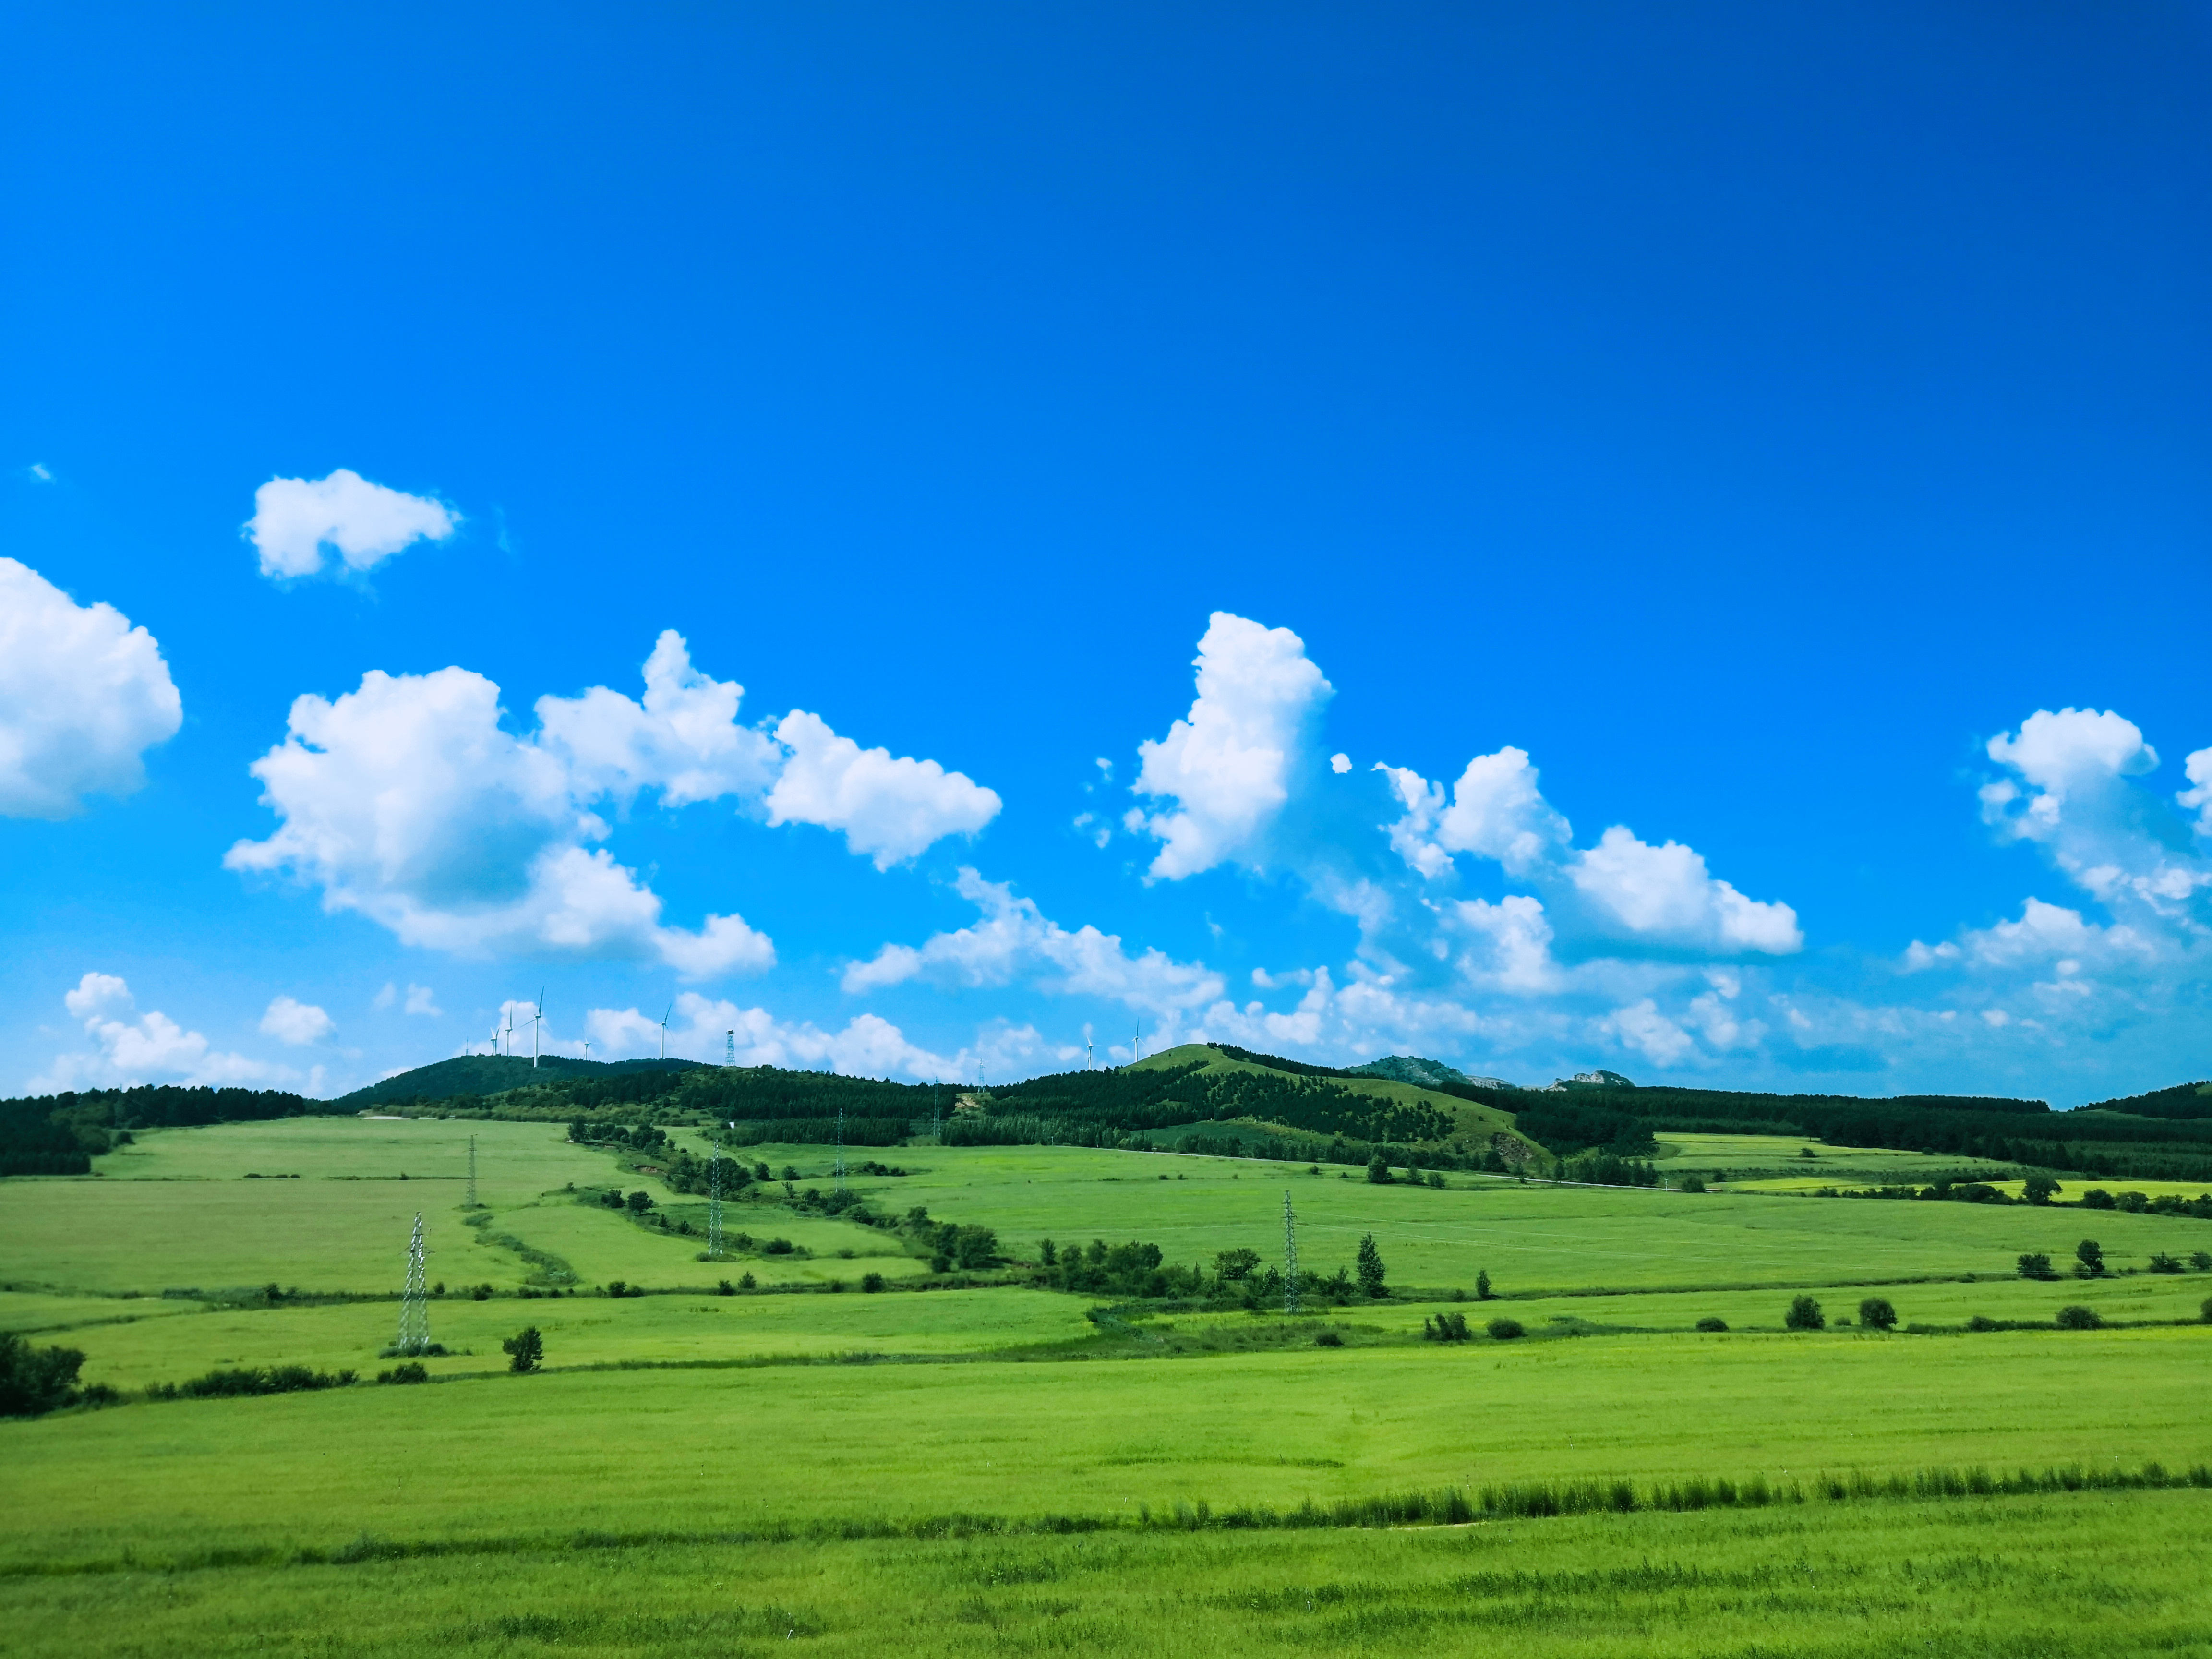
[842,868,1224,1015]
[259,996,335,1045]
[535,630,781,808]
[1130,613,1333,879]
[587,991,1048,1082]
[1566,827,1803,954]
[767,711,1001,868]
[2177,747,2212,837]
[225,657,772,974]
[376,982,444,1016]
[1978,708,2210,919]
[0,559,182,818]
[32,974,278,1093]
[1378,747,1800,955]
[228,632,995,972]
[247,469,457,579]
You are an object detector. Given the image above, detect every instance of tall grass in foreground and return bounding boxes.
[10,1456,2206,1577]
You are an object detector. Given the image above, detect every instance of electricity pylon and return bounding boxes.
[397,1213,430,1355]
[1283,1191,1300,1315]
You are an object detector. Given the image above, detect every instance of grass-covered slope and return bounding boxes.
[333,1055,702,1108]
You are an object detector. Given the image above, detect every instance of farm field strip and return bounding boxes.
[4,1326,2208,1571]
[8,1486,2209,1658]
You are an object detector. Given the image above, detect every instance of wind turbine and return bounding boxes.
[501,1008,516,1056]
[580,1037,591,1063]
[530,988,545,1069]
[658,1001,673,1060]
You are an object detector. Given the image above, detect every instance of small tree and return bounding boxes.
[1486,1317,1524,1340]
[1785,1295,1825,1331]
[2055,1304,2102,1330]
[2017,1252,2056,1281]
[1857,1297,1897,1331]
[0,1333,88,1417]
[1367,1156,1393,1185]
[1679,1174,1707,1193]
[1475,1268,1493,1301]
[625,1190,653,1214]
[1214,1247,1261,1284]
[501,1326,543,1374]
[1355,1233,1387,1298]
[2022,1174,2060,1205]
[2075,1239,2104,1277]
[2148,1252,2184,1274]
[2192,1251,2212,1272]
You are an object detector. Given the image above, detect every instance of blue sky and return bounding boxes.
[2,4,2206,1105]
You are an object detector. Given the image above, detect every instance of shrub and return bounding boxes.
[2193,1251,2212,1271]
[1486,1317,1525,1341]
[739,1272,756,1289]
[2056,1304,2103,1330]
[1475,1269,1493,1301]
[716,1279,734,1295]
[376,1362,429,1384]
[2201,1297,2212,1324]
[0,1333,88,1417]
[1967,1315,1997,1332]
[1695,1316,1728,1333]
[929,1253,952,1274]
[2148,1252,2184,1274]
[470,1283,493,1301]
[861,1273,886,1293]
[1785,1295,1825,1331]
[2080,1189,2115,1210]
[501,1327,543,1374]
[2116,1191,2148,1214]
[2076,1239,2105,1277]
[1857,1297,1898,1331]
[1367,1156,1393,1185]
[2017,1252,2056,1281]
[1314,1330,1343,1347]
[153,1364,354,1400]
[606,1280,627,1298]
[1426,1170,1445,1190]
[1679,1174,1707,1193]
[763,1238,794,1255]
[1423,1312,1470,1343]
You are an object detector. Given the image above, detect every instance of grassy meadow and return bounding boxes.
[4,1114,2212,1654]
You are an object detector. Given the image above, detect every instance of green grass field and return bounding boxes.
[6,1116,2212,1654]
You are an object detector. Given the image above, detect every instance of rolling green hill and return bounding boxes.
[332,1054,702,1109]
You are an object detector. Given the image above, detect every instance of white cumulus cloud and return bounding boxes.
[587,991,1046,1082]
[247,469,457,579]
[1130,612,1333,879]
[259,996,335,1045]
[842,868,1224,1015]
[766,710,1001,868]
[0,559,182,818]
[224,659,771,975]
[1567,827,1803,954]
[227,631,996,973]
[32,974,280,1093]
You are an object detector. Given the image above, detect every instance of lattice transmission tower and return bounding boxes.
[1282,1191,1300,1315]
[724,1029,736,1068]
[397,1212,430,1355]
[708,1136,724,1260]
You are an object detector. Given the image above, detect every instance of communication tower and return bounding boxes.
[725,1029,736,1067]
[397,1212,430,1355]
[1282,1190,1300,1315]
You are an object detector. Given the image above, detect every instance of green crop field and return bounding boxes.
[6,1106,2212,1655]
